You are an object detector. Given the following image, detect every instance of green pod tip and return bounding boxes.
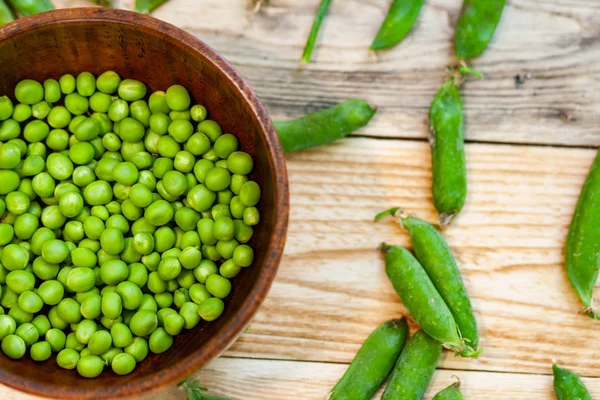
[380,242,393,253]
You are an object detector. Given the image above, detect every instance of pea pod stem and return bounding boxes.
[377,208,481,352]
[0,0,15,26]
[329,318,408,400]
[273,99,377,153]
[135,0,169,14]
[370,0,424,50]
[301,0,332,63]
[552,364,592,400]
[565,149,600,313]
[7,0,53,16]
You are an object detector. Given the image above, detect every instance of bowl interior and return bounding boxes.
[0,8,288,399]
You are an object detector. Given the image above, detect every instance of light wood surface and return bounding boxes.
[4,0,600,398]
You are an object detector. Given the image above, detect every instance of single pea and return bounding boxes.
[172,208,200,234]
[126,184,152,210]
[131,218,156,237]
[108,98,129,122]
[45,327,67,351]
[179,302,200,329]
[112,182,131,201]
[9,303,33,325]
[56,348,79,370]
[0,315,16,341]
[57,298,82,324]
[125,337,148,362]
[0,287,18,309]
[147,271,167,294]
[202,244,222,262]
[41,78,60,103]
[237,221,256,245]
[110,322,133,348]
[0,95,13,121]
[157,135,181,158]
[74,319,97,345]
[162,248,183,261]
[189,283,211,304]
[72,117,100,142]
[176,248,201,272]
[82,216,104,240]
[121,238,142,264]
[14,212,38,241]
[58,74,76,94]
[118,117,145,143]
[0,143,21,170]
[37,280,64,306]
[148,112,170,135]
[98,228,125,256]
[77,355,105,378]
[75,71,96,96]
[186,184,216,213]
[211,204,232,220]
[145,200,174,226]
[157,258,181,281]
[151,228,173,254]
[64,92,89,115]
[148,327,173,354]
[31,101,51,120]
[171,152,194,175]
[87,330,112,356]
[190,104,207,122]
[161,170,187,198]
[105,200,121,216]
[121,199,143,221]
[116,281,143,310]
[130,151,153,170]
[0,119,21,142]
[100,259,129,286]
[118,79,147,101]
[63,220,86,244]
[152,157,174,179]
[206,274,232,299]
[0,170,20,195]
[154,292,173,310]
[186,133,210,157]
[94,158,119,182]
[130,99,151,127]
[198,297,225,322]
[212,134,238,159]
[193,260,217,284]
[11,104,31,123]
[22,120,49,143]
[96,71,121,94]
[45,153,73,182]
[220,259,242,279]
[217,189,234,206]
[18,291,43,313]
[168,119,194,143]
[195,219,216,246]
[0,224,14,246]
[243,206,260,226]
[180,232,200,250]
[124,264,147,290]
[239,180,261,206]
[83,180,113,206]
[131,232,154,256]
[66,267,96,293]
[69,247,96,268]
[192,160,214,184]
[197,120,222,142]
[143,130,160,153]
[226,151,254,176]
[230,175,248,197]
[5,191,30,215]
[48,305,69,330]
[110,352,136,375]
[228,197,245,220]
[45,106,71,130]
[129,310,158,337]
[170,110,191,121]
[15,79,43,105]
[147,90,170,113]
[68,142,94,166]
[88,92,112,113]
[2,334,26,359]
[31,315,51,337]
[212,217,235,241]
[78,239,101,254]
[162,313,185,336]
[142,252,161,272]
[102,292,123,320]
[165,84,191,111]
[106,214,130,235]
[6,270,35,294]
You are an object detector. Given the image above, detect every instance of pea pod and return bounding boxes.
[553,364,592,400]
[329,319,408,400]
[433,381,465,400]
[429,76,466,227]
[376,209,480,351]
[274,99,376,153]
[381,243,474,356]
[565,149,600,312]
[455,0,506,59]
[135,0,168,14]
[301,0,332,63]
[7,0,53,16]
[0,0,15,26]
[370,0,425,50]
[381,330,441,400]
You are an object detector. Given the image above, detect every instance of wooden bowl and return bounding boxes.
[0,8,289,399]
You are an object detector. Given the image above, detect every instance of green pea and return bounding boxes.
[228,175,247,197]
[128,99,150,127]
[168,119,194,143]
[77,355,105,378]
[0,95,13,121]
[121,238,142,264]
[238,180,261,207]
[121,199,143,221]
[37,280,64,306]
[82,216,104,240]
[117,117,145,143]
[99,259,128,286]
[229,197,245,220]
[16,213,39,240]
[181,231,201,249]
[98,228,124,257]
[107,98,128,123]
[0,224,14,246]
[14,322,38,348]
[226,152,254,176]
[243,206,260,226]
[212,217,235,241]
[19,156,45,179]
[0,315,16,341]
[41,79,60,103]
[160,313,184,337]
[196,297,224,322]
[73,319,96,346]
[129,310,158,337]
[72,117,100,141]
[187,282,209,304]
[48,306,68,330]
[102,292,123,320]
[179,302,200,329]
[192,261,217,285]
[101,346,123,366]
[186,133,210,157]
[147,112,170,135]
[211,204,232,220]
[130,232,153,256]
[220,259,242,279]
[157,135,181,158]
[66,267,96,293]
[110,322,133,349]
[30,101,51,120]
[145,200,174,226]
[31,315,51,336]
[0,171,19,197]
[64,92,89,115]
[189,104,207,122]
[186,184,216,213]
[151,157,172,179]
[15,79,43,105]
[150,227,173,254]
[108,352,135,375]
[82,180,112,206]
[45,106,71,129]
[5,191,29,216]
[58,74,75,94]
[142,252,161,272]
[211,134,237,159]
[195,219,215,246]
[116,281,143,310]
[152,293,171,310]
[31,257,57,282]
[2,334,26,359]
[0,142,21,170]
[18,291,43,313]
[57,297,82,324]
[106,214,130,234]
[197,120,222,142]
[157,257,181,281]
[96,71,121,94]
[205,274,231,299]
[1,287,18,309]
[118,79,147,101]
[10,104,30,123]
[124,264,147,290]
[161,170,187,198]
[0,119,21,142]
[147,271,167,294]
[146,327,172,354]
[6,270,35,296]
[125,337,148,362]
[87,330,112,356]
[56,348,79,369]
[176,247,201,272]
[76,72,96,98]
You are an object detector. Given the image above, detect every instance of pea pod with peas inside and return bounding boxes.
[381,243,476,356]
[329,318,408,400]
[565,149,600,315]
[455,0,506,59]
[381,330,442,400]
[553,364,592,400]
[370,0,425,50]
[274,99,376,153]
[376,209,480,351]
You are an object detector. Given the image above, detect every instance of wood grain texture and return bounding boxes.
[97,0,600,147]
[4,357,600,400]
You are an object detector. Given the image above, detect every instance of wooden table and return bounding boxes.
[4,0,600,398]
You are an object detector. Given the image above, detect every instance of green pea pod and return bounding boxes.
[370,0,425,50]
[377,210,480,352]
[135,0,168,14]
[433,381,465,400]
[553,364,592,400]
[454,0,506,59]
[274,99,377,153]
[0,0,15,26]
[330,319,409,400]
[565,149,600,312]
[381,243,473,356]
[429,78,466,227]
[301,0,332,63]
[7,0,53,16]
[381,330,441,400]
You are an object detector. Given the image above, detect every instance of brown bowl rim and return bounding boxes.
[0,7,289,399]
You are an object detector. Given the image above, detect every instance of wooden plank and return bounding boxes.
[5,357,599,400]
[215,138,600,377]
[57,0,600,146]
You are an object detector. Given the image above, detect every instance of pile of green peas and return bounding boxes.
[0,71,261,378]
